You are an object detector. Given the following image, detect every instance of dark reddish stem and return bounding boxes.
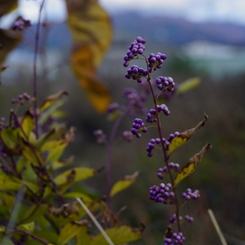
[106,108,127,211]
[144,59,181,232]
[33,0,46,138]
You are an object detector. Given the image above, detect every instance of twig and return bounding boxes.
[208,209,228,245]
[76,198,115,245]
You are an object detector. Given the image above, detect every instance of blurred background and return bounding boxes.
[1,0,245,244]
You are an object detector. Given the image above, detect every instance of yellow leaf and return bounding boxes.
[71,44,111,113]
[177,77,201,94]
[66,0,112,67]
[40,90,68,112]
[20,110,35,140]
[18,222,35,232]
[58,222,88,245]
[66,0,112,113]
[167,114,209,155]
[174,143,212,187]
[64,192,92,203]
[0,0,18,17]
[0,29,21,63]
[54,167,96,186]
[90,225,143,245]
[110,172,139,197]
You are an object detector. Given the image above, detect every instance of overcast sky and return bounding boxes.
[14,0,245,25]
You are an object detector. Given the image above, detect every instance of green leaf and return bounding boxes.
[57,222,88,245]
[0,175,21,190]
[18,222,35,232]
[90,226,143,245]
[110,172,139,197]
[176,77,201,94]
[76,226,91,245]
[64,192,93,203]
[22,141,43,166]
[33,230,58,244]
[0,127,20,152]
[174,143,212,187]
[167,114,209,155]
[20,110,35,140]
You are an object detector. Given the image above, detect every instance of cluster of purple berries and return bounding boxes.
[125,65,148,83]
[168,131,180,142]
[156,76,175,91]
[157,162,180,179]
[93,129,106,144]
[131,118,147,138]
[181,188,200,201]
[11,92,31,105]
[123,36,146,67]
[149,183,175,204]
[107,102,120,113]
[146,104,170,123]
[146,138,161,157]
[124,88,146,116]
[164,232,186,245]
[184,215,194,223]
[12,17,31,31]
[148,52,167,72]
[122,131,134,142]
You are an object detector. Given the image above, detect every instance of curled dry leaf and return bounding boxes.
[168,114,209,155]
[174,143,212,187]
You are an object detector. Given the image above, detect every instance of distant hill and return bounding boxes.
[112,11,245,46]
[20,11,245,50]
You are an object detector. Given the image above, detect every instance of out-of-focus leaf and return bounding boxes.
[35,124,67,148]
[0,29,21,63]
[71,44,111,113]
[18,222,34,232]
[0,65,7,73]
[58,222,88,245]
[64,192,93,203]
[0,175,21,190]
[22,141,43,166]
[167,114,209,155]
[40,91,68,112]
[176,77,201,94]
[76,226,91,245]
[0,0,18,18]
[66,0,112,66]
[110,172,139,197]
[52,156,74,170]
[33,230,59,244]
[42,127,75,163]
[174,143,212,187]
[90,225,144,245]
[0,127,20,153]
[66,0,112,113]
[54,167,96,186]
[20,110,35,140]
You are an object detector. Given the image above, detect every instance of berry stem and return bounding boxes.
[146,71,181,233]
[106,108,127,211]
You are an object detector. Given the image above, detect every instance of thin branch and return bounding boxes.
[76,198,115,245]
